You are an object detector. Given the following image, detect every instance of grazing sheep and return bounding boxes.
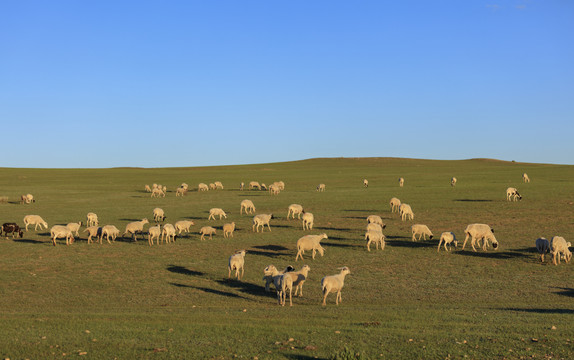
[214,181,224,190]
[261,183,268,191]
[451,177,457,187]
[363,179,368,188]
[151,187,166,198]
[153,208,166,222]
[2,223,24,239]
[180,183,189,191]
[123,218,149,242]
[145,184,152,193]
[240,182,245,191]
[263,265,295,292]
[550,236,572,265]
[161,223,177,243]
[506,187,522,201]
[209,183,216,190]
[199,226,216,240]
[20,194,35,204]
[366,215,386,229]
[389,197,401,213]
[411,224,433,242]
[321,267,351,306]
[438,232,457,252]
[287,204,304,220]
[175,187,187,197]
[523,173,530,183]
[535,237,550,263]
[317,184,326,192]
[302,212,314,231]
[249,181,262,190]
[398,177,404,187]
[284,265,311,297]
[83,226,102,244]
[174,220,195,235]
[86,212,99,227]
[366,223,384,234]
[365,230,385,251]
[223,222,236,238]
[240,199,256,215]
[208,208,227,220]
[269,184,280,195]
[275,181,285,191]
[198,183,209,192]
[262,264,291,305]
[23,215,48,231]
[100,225,120,244]
[253,214,273,232]
[148,224,161,245]
[296,233,327,261]
[399,203,414,221]
[66,221,82,237]
[50,225,74,246]
[228,250,246,280]
[462,224,498,252]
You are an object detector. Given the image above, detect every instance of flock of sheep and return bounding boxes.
[4,170,572,307]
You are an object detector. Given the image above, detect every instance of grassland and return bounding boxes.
[0,158,572,359]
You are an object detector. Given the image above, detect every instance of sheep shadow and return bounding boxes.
[322,241,361,249]
[387,239,436,249]
[182,216,203,220]
[454,250,523,260]
[453,199,493,202]
[342,216,367,220]
[553,287,574,298]
[12,239,44,244]
[119,218,143,222]
[169,282,250,300]
[216,279,267,296]
[343,209,378,212]
[314,226,353,232]
[248,249,291,258]
[167,265,204,277]
[282,354,327,360]
[501,307,574,315]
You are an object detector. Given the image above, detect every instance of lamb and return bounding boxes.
[252,214,273,232]
[506,187,522,201]
[411,224,433,242]
[50,225,74,246]
[317,183,326,192]
[86,212,99,227]
[2,223,24,239]
[398,177,404,187]
[399,203,414,221]
[174,220,194,235]
[462,224,498,252]
[198,183,209,192]
[523,173,530,183]
[208,208,227,220]
[151,187,166,198]
[277,273,294,306]
[209,183,216,190]
[228,250,246,280]
[175,187,187,196]
[123,218,149,242]
[180,183,189,191]
[260,183,268,191]
[161,223,177,243]
[262,264,292,306]
[287,204,304,219]
[451,177,457,187]
[366,215,386,229]
[275,181,285,191]
[550,236,571,265]
[23,215,48,231]
[437,232,457,252]
[263,265,295,292]
[321,267,351,306]
[20,194,35,204]
[240,199,256,215]
[249,181,261,190]
[214,181,224,189]
[284,264,311,297]
[302,212,314,231]
[389,197,401,213]
[153,208,166,222]
[239,182,245,191]
[100,225,120,244]
[66,221,82,237]
[363,179,368,188]
[269,184,280,195]
[199,226,216,240]
[535,237,550,263]
[148,224,161,245]
[223,222,236,238]
[83,226,101,244]
[296,233,327,261]
[365,230,385,251]
[145,184,152,193]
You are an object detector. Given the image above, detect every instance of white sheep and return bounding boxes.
[180,183,189,190]
[451,177,457,187]
[175,187,187,197]
[123,218,149,242]
[209,183,216,190]
[153,208,166,222]
[199,226,216,240]
[550,236,571,265]
[535,237,550,263]
[365,230,385,251]
[275,181,285,191]
[145,184,152,193]
[363,179,368,188]
[208,208,227,220]
[23,215,48,231]
[302,212,314,231]
[296,233,327,261]
[389,197,401,213]
[269,184,280,195]
[284,264,311,297]
[262,264,291,305]
[321,267,351,306]
[399,203,414,221]
[253,214,273,232]
[20,193,35,204]
[148,224,161,245]
[174,220,194,235]
[366,223,384,234]
[462,224,498,252]
[317,184,326,192]
[239,182,245,191]
[263,265,295,292]
[151,187,166,198]
[411,224,433,242]
[223,222,236,238]
[249,181,261,190]
[161,223,177,243]
[287,204,304,219]
[50,225,74,246]
[366,215,386,229]
[66,221,82,237]
[83,226,101,244]
[228,250,246,280]
[86,212,99,227]
[437,232,457,252]
[399,177,405,187]
[198,183,209,192]
[214,181,224,190]
[522,173,530,183]
[506,187,522,201]
[261,183,268,191]
[100,225,120,244]
[240,199,256,215]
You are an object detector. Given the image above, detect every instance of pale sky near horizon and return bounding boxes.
[1,1,573,168]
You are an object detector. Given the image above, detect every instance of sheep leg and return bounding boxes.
[322,290,329,306]
[312,249,316,259]
[240,266,244,280]
[266,223,271,232]
[228,267,232,278]
[462,233,470,250]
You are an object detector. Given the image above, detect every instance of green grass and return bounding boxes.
[0,158,572,359]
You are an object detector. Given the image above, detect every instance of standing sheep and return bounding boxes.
[535,237,550,263]
[462,224,498,252]
[100,225,120,244]
[199,226,216,240]
[23,215,48,231]
[123,218,149,242]
[295,234,327,261]
[153,208,166,222]
[302,212,314,231]
[399,203,414,221]
[437,232,457,252]
[174,220,194,235]
[148,224,161,245]
[285,265,311,297]
[66,222,82,237]
[209,183,217,190]
[175,187,187,197]
[161,224,177,243]
[411,224,433,242]
[316,184,326,192]
[249,181,261,190]
[550,236,571,265]
[240,199,256,215]
[366,215,386,229]
[365,230,385,251]
[198,183,209,192]
[86,212,99,227]
[263,264,292,306]
[523,173,530,183]
[389,197,401,213]
[20,194,35,204]
[321,267,351,306]
[223,222,236,238]
[214,181,224,189]
[145,184,152,193]
[239,182,245,191]
[50,225,74,246]
[366,223,384,234]
[151,187,166,198]
[363,179,369,188]
[451,177,457,187]
[253,214,273,232]
[275,181,285,191]
[208,208,227,220]
[398,177,404,187]
[506,187,522,201]
[263,264,295,293]
[83,226,101,244]
[287,204,304,219]
[269,184,280,195]
[228,250,247,280]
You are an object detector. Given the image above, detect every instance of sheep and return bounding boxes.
[86,212,99,227]
[366,215,386,229]
[261,183,268,191]
[363,179,368,188]
[100,225,120,244]
[180,183,189,191]
[317,183,326,192]
[284,264,311,297]
[240,199,256,215]
[411,224,433,242]
[523,173,530,183]
[198,183,209,192]
[389,197,401,213]
[145,184,152,193]
[151,187,166,198]
[153,208,166,222]
[208,208,227,220]
[277,273,294,306]
[161,224,177,243]
[398,177,404,187]
[321,267,351,306]
[366,223,384,234]
[175,187,187,197]
[50,225,74,246]
[451,177,457,187]
[162,185,167,194]
[240,182,245,191]
[296,233,327,261]
[228,250,246,280]
[550,236,572,265]
[23,215,48,231]
[263,265,295,292]
[437,232,457,252]
[249,181,261,190]
[462,224,498,252]
[209,183,216,190]
[302,212,314,231]
[287,204,304,219]
[506,187,522,201]
[174,220,194,235]
[253,214,273,232]
[123,218,149,242]
[199,226,216,240]
[2,223,24,239]
[223,222,236,238]
[399,203,414,221]
[20,194,35,204]
[66,221,82,237]
[535,237,550,263]
[214,181,224,189]
[262,264,291,305]
[365,230,385,251]
[148,224,161,245]
[269,184,280,195]
[83,226,101,244]
[275,181,285,191]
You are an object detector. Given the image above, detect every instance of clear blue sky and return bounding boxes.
[1,1,572,168]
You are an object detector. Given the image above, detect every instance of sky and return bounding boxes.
[1,0,573,168]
